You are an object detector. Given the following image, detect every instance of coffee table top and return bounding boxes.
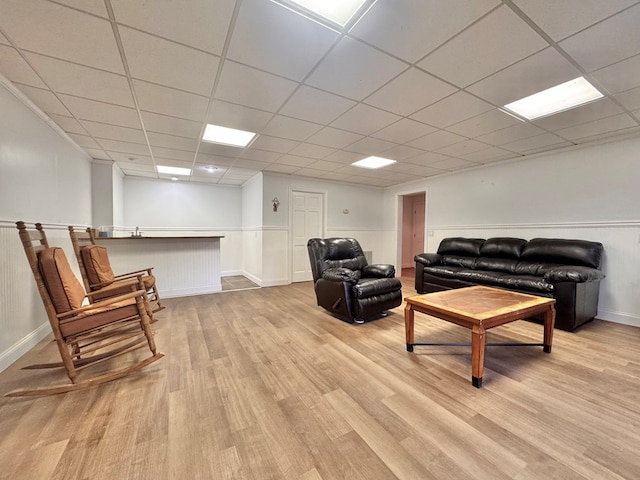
[405,286,555,323]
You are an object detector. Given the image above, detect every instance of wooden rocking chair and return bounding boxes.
[68,226,164,315]
[8,222,164,397]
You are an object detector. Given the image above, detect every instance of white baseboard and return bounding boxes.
[597,310,640,328]
[0,322,51,373]
[159,284,222,298]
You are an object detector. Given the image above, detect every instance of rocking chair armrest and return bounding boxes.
[56,289,147,319]
[113,268,154,280]
[86,277,142,295]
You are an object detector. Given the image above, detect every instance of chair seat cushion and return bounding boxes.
[81,245,115,286]
[353,277,402,298]
[60,299,138,337]
[39,247,86,313]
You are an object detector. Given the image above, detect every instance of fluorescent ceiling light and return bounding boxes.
[503,77,603,120]
[272,0,370,27]
[157,165,191,176]
[352,156,396,169]
[202,124,256,147]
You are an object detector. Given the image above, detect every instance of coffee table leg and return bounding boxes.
[404,303,414,352]
[543,304,556,353]
[471,325,486,388]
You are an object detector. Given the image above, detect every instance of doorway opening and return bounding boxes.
[399,192,426,279]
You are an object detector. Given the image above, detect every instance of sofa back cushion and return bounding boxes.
[520,238,603,269]
[437,237,484,257]
[479,237,527,259]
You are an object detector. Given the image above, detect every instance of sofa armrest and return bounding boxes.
[544,266,605,283]
[414,253,442,266]
[362,264,395,278]
[322,267,361,283]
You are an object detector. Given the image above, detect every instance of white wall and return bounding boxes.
[0,77,93,372]
[241,173,264,283]
[383,136,640,327]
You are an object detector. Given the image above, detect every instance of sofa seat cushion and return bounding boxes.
[422,265,553,294]
[353,277,401,298]
[60,299,138,337]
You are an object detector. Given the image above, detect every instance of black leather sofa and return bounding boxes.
[414,237,605,331]
[307,237,402,323]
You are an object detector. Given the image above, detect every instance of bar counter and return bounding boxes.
[95,235,224,298]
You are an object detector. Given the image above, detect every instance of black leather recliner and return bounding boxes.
[307,238,403,323]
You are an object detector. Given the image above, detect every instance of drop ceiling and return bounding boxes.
[0,0,639,187]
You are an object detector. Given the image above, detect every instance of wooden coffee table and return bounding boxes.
[404,286,556,388]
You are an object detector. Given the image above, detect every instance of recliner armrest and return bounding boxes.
[322,267,361,283]
[544,266,605,283]
[414,253,442,266]
[362,264,396,278]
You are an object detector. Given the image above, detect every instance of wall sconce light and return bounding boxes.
[272,197,280,212]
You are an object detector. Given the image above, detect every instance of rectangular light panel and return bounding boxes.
[202,124,256,148]
[503,77,603,120]
[273,0,369,27]
[352,156,396,169]
[157,165,192,176]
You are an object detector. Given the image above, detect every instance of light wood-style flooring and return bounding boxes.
[1,273,639,479]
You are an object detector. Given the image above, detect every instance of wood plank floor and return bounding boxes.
[1,274,639,479]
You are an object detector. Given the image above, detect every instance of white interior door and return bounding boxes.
[291,191,323,282]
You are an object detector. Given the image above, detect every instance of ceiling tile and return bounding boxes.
[152,146,196,161]
[80,120,146,144]
[107,152,153,163]
[428,157,480,171]
[410,91,494,128]
[48,113,87,135]
[195,153,235,167]
[475,123,546,146]
[554,113,639,141]
[467,48,582,106]
[147,132,199,151]
[304,160,345,172]
[207,100,273,133]
[406,151,452,166]
[68,133,101,149]
[306,127,364,150]
[287,143,335,159]
[140,111,201,138]
[248,135,298,154]
[418,5,548,87]
[343,137,397,156]
[350,0,500,63]
[461,146,517,163]
[227,0,337,81]
[237,148,282,163]
[198,141,243,157]
[447,109,522,138]
[111,0,234,55]
[615,87,640,111]
[501,133,570,154]
[533,98,623,130]
[59,94,142,129]
[403,165,447,177]
[364,67,458,116]
[54,0,108,17]
[133,79,208,121]
[380,144,426,161]
[233,158,273,170]
[330,104,401,136]
[0,45,47,88]
[322,150,363,164]
[513,0,639,41]
[192,163,228,176]
[0,0,124,73]
[119,26,219,96]
[95,138,151,156]
[372,118,438,144]
[279,85,356,124]
[83,147,111,160]
[261,115,322,141]
[592,54,640,95]
[559,4,640,72]
[26,53,133,106]
[14,84,70,115]
[305,37,407,101]
[264,163,299,174]
[436,139,489,157]
[408,130,468,151]
[215,60,298,113]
